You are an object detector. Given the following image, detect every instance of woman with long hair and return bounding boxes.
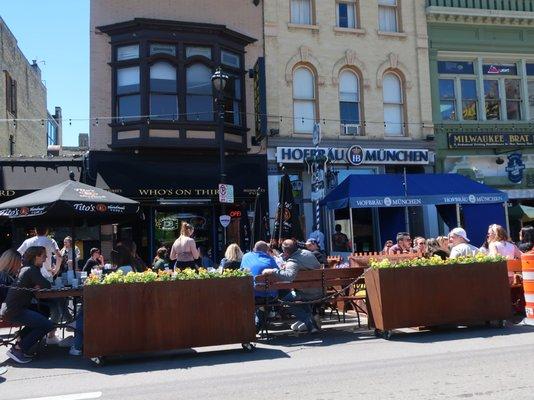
[487,224,522,260]
[170,222,199,269]
[0,246,54,364]
[220,243,243,271]
[0,249,22,304]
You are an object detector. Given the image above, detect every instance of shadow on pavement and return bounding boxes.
[0,343,289,375]
[379,322,534,343]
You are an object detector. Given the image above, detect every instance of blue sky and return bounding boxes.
[2,0,89,146]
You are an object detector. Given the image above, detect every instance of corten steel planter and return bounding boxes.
[83,277,256,359]
[364,262,511,334]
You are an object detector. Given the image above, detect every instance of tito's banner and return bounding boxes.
[448,133,534,148]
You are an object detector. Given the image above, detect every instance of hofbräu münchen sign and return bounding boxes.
[448,133,534,148]
[276,147,430,165]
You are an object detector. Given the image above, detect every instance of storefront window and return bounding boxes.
[154,208,213,261]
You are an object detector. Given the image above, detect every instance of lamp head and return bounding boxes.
[211,67,229,92]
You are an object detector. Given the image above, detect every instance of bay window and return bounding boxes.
[102,18,251,149]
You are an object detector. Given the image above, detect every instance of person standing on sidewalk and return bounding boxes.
[1,246,54,364]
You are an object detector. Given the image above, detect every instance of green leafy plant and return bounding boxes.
[85,267,250,286]
[369,253,506,269]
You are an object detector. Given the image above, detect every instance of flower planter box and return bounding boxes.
[364,262,511,336]
[83,276,256,360]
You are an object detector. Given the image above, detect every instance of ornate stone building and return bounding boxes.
[264,0,434,249]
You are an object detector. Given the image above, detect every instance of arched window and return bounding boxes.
[339,70,360,132]
[382,73,404,136]
[293,67,316,133]
[186,64,213,121]
[150,62,177,120]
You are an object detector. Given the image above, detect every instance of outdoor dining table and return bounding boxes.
[34,288,83,300]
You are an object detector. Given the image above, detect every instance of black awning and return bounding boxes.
[0,161,83,201]
[87,151,267,201]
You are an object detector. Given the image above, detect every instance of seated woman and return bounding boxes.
[152,247,168,271]
[220,243,243,271]
[0,249,22,305]
[487,224,522,260]
[111,245,135,273]
[0,246,54,364]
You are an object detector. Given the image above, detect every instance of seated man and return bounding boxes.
[263,239,321,333]
[388,232,412,255]
[305,238,327,266]
[241,241,279,332]
[448,227,479,259]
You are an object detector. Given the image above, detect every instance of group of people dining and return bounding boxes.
[382,224,533,260]
[3,219,532,365]
[0,225,150,364]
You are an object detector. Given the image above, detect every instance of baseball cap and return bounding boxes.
[305,238,318,245]
[449,227,470,242]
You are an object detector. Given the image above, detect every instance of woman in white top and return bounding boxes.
[170,222,199,269]
[487,224,522,260]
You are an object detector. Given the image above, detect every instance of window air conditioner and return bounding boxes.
[341,124,361,136]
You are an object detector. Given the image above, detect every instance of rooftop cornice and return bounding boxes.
[427,6,534,26]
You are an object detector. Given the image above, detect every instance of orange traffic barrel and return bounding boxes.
[522,253,534,325]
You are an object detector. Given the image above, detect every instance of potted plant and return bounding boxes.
[83,268,256,363]
[365,254,511,339]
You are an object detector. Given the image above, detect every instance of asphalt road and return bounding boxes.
[1,323,534,400]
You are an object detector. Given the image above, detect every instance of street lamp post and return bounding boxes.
[211,67,229,185]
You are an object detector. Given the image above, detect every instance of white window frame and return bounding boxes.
[382,72,405,136]
[293,66,317,134]
[378,0,399,33]
[290,0,313,25]
[336,1,357,29]
[339,69,361,129]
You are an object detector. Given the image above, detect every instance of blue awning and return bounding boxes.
[320,174,508,210]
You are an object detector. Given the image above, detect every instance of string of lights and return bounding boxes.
[0,110,435,127]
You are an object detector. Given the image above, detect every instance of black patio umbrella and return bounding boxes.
[0,179,140,226]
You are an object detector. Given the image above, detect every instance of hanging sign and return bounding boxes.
[506,153,525,184]
[219,215,231,228]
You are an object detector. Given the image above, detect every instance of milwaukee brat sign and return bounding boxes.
[448,133,534,148]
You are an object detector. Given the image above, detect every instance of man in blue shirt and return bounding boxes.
[241,241,279,332]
